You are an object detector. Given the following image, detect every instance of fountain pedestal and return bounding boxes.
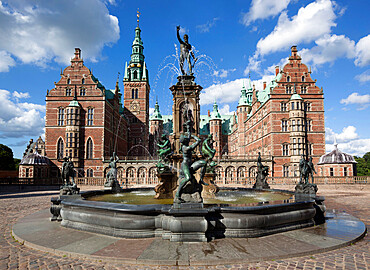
[164,203,208,242]
[154,172,177,199]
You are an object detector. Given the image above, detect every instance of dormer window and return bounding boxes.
[302,76,305,82]
[82,78,85,84]
[287,76,290,82]
[67,78,71,84]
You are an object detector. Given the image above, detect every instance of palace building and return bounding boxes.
[28,21,356,184]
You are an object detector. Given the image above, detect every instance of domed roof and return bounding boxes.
[318,144,357,164]
[20,151,50,165]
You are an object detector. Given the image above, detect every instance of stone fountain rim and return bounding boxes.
[60,187,315,214]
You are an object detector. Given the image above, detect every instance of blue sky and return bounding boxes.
[0,0,369,159]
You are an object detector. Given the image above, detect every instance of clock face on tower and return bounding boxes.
[130,101,140,115]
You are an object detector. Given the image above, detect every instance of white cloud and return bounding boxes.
[200,74,275,105]
[213,68,236,78]
[325,126,358,143]
[149,107,155,115]
[245,54,262,75]
[0,50,16,72]
[196,18,219,33]
[340,92,370,110]
[325,125,370,157]
[299,34,355,66]
[242,0,291,26]
[0,0,119,71]
[201,79,245,105]
[355,34,370,67]
[355,70,370,83]
[0,89,45,138]
[219,104,234,115]
[255,0,337,56]
[13,91,30,99]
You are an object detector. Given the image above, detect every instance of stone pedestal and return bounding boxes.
[104,180,122,193]
[50,197,62,221]
[170,76,202,154]
[154,172,177,199]
[164,203,208,242]
[201,173,219,198]
[253,179,270,189]
[295,183,317,196]
[60,185,80,195]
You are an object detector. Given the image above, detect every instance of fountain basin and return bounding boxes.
[58,188,322,242]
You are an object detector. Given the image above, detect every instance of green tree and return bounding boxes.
[0,144,16,170]
[354,152,370,176]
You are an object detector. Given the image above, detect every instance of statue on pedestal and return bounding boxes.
[201,134,219,197]
[156,134,172,174]
[253,152,270,189]
[60,157,79,195]
[295,155,318,195]
[174,120,208,204]
[155,134,176,199]
[177,25,197,76]
[104,152,121,192]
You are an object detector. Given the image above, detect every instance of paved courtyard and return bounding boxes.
[0,184,369,269]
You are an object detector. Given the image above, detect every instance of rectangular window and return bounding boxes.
[306,120,312,131]
[87,108,94,125]
[283,166,289,177]
[80,88,86,96]
[282,120,288,132]
[282,144,289,156]
[330,168,334,176]
[292,120,295,131]
[58,108,64,126]
[286,85,292,94]
[344,167,347,176]
[66,88,72,96]
[301,85,307,94]
[281,102,287,111]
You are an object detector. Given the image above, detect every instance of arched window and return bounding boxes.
[301,76,305,82]
[137,167,146,184]
[126,167,135,184]
[86,138,93,159]
[132,89,135,99]
[82,78,85,84]
[57,138,64,159]
[225,166,235,184]
[287,76,290,82]
[133,70,138,80]
[67,78,71,84]
[214,166,222,185]
[135,89,138,99]
[86,168,93,177]
[237,166,246,184]
[149,167,158,184]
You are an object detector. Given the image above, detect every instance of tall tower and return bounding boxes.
[209,101,222,159]
[123,14,150,155]
[65,90,81,166]
[149,100,163,155]
[289,84,306,176]
[236,80,252,156]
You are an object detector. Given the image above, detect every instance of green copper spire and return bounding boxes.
[238,80,251,106]
[150,100,162,120]
[210,101,222,120]
[124,13,148,82]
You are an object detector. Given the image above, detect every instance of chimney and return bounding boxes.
[275,66,279,76]
[291,45,297,57]
[74,48,81,59]
[263,81,266,89]
[208,110,210,117]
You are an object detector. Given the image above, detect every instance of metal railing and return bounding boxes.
[1,175,368,187]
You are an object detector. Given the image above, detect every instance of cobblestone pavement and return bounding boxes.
[0,184,368,269]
